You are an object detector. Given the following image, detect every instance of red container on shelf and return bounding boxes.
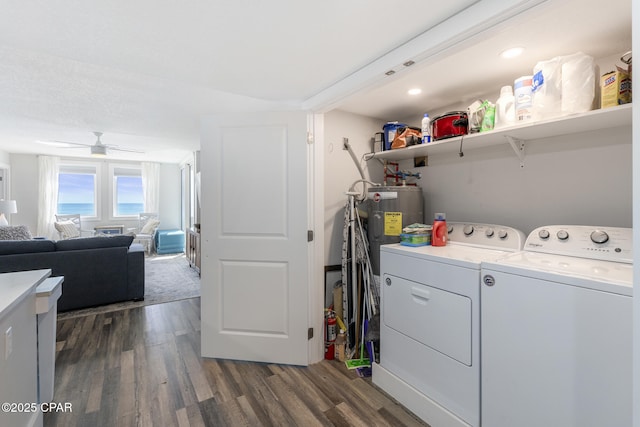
[431,111,468,141]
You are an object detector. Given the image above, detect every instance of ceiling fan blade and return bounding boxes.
[38,140,92,148]
[39,132,145,155]
[107,145,145,154]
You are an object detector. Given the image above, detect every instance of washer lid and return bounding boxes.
[381,242,516,268]
[483,251,633,295]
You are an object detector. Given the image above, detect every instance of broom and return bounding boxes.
[345,204,374,370]
[345,318,371,369]
[345,269,371,370]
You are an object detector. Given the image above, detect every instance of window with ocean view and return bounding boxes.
[56,162,145,219]
[114,174,144,216]
[57,169,97,216]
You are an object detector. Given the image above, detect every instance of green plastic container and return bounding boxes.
[400,232,431,247]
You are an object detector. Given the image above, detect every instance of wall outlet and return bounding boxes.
[4,326,12,360]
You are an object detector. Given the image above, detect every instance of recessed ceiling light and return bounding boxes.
[500,47,524,59]
[408,88,422,96]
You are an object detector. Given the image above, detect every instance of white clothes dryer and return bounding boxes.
[480,225,632,427]
[373,222,525,427]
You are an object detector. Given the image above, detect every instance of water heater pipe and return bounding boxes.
[343,138,365,181]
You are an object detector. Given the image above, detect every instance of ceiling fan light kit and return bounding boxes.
[91,144,107,156]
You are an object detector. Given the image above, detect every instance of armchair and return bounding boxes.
[132,212,160,254]
[54,214,93,240]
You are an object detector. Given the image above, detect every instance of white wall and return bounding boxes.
[323,110,384,267]
[0,149,9,165]
[8,153,182,235]
[394,126,631,235]
[9,154,38,230]
[158,163,181,230]
[321,112,632,263]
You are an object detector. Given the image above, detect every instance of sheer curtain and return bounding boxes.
[37,155,60,239]
[141,162,160,213]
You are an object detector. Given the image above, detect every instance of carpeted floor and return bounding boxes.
[57,253,201,320]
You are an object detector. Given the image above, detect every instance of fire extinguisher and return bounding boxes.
[324,310,337,360]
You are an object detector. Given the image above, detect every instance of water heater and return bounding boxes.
[366,185,424,275]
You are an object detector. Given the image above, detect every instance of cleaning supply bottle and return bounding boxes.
[514,76,533,122]
[421,113,431,143]
[494,85,516,129]
[432,213,447,246]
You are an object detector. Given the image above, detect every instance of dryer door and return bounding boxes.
[383,274,472,366]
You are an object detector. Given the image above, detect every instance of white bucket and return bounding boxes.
[532,57,563,121]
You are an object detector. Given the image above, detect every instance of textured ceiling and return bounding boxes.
[0,0,476,162]
[0,0,631,163]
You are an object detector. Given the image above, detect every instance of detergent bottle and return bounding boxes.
[494,85,516,128]
[432,213,447,246]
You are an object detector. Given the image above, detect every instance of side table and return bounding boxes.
[94,225,124,235]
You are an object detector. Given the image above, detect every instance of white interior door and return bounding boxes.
[200,111,310,365]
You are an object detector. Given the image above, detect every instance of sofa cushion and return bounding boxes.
[0,239,56,255]
[0,225,33,240]
[55,235,134,251]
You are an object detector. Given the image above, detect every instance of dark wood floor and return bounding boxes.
[45,298,428,427]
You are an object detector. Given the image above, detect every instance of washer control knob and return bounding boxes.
[485,228,494,237]
[590,230,609,244]
[447,225,454,234]
[538,229,550,240]
[463,225,475,236]
[483,275,495,287]
[498,229,508,239]
[385,277,392,286]
[557,230,569,240]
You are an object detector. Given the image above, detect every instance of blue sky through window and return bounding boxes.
[116,176,143,203]
[58,173,95,204]
[57,173,96,215]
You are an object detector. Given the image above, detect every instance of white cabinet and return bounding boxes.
[0,269,52,427]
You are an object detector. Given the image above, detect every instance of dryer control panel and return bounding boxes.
[447,222,525,251]
[524,225,632,263]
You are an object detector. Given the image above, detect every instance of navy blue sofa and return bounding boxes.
[0,235,145,312]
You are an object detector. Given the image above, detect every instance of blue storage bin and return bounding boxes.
[382,122,407,151]
[155,229,185,254]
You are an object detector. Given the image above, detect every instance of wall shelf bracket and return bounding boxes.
[505,135,525,167]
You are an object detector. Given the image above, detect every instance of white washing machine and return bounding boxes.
[373,222,525,427]
[480,225,632,427]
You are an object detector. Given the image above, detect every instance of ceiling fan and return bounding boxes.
[39,131,145,156]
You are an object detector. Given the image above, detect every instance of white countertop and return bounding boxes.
[0,269,51,318]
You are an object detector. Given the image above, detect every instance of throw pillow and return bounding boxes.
[0,213,7,226]
[140,218,160,235]
[54,220,80,238]
[0,225,33,240]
